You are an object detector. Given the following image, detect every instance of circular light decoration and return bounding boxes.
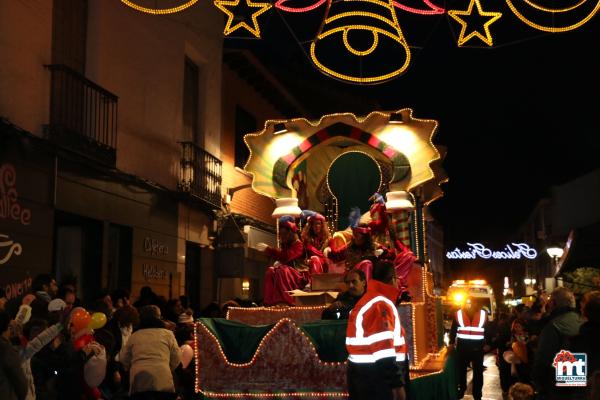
[505,0,600,32]
[120,0,199,14]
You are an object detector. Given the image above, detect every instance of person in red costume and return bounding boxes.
[260,216,309,306]
[368,192,390,245]
[367,193,416,300]
[392,239,416,301]
[300,210,331,274]
[326,208,381,279]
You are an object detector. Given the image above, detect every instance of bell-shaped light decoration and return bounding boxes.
[385,191,414,211]
[271,197,302,219]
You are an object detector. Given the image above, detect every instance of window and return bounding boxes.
[52,0,88,72]
[234,106,257,168]
[183,57,200,144]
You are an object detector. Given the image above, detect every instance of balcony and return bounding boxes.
[45,64,118,165]
[179,142,223,208]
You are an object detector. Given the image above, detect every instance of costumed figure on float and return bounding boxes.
[325,207,381,281]
[300,210,331,275]
[259,216,309,306]
[367,192,390,245]
[326,197,416,300]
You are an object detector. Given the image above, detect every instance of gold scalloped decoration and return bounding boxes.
[243,109,445,205]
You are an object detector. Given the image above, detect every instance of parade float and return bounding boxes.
[194,109,457,399]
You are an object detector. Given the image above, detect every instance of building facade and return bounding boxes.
[1,1,223,309]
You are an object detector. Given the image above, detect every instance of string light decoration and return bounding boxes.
[243,110,444,204]
[392,0,445,15]
[411,302,419,365]
[118,0,598,84]
[214,0,272,37]
[505,0,600,32]
[309,0,411,83]
[274,0,327,13]
[274,0,445,15]
[271,123,409,190]
[120,0,198,14]
[194,318,349,397]
[448,0,502,46]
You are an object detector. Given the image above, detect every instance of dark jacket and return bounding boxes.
[0,336,27,400]
[532,307,583,399]
[569,320,600,399]
[571,321,600,374]
[321,290,362,320]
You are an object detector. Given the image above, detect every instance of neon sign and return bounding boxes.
[446,243,538,260]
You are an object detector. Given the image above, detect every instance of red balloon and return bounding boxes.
[73,333,94,350]
[71,308,91,333]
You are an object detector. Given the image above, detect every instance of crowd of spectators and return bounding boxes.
[0,274,244,400]
[487,287,600,400]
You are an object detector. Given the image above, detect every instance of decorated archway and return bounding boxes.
[243,109,447,259]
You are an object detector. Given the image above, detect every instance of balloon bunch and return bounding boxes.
[70,308,108,333]
[69,307,108,350]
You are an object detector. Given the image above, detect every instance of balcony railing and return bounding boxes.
[45,64,118,165]
[179,142,223,208]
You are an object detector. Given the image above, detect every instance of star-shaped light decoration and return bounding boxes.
[214,0,272,38]
[448,0,502,46]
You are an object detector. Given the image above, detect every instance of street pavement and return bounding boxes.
[462,353,504,400]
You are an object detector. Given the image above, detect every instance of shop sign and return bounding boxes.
[143,236,169,257]
[446,242,538,260]
[142,263,167,281]
[0,163,32,226]
[0,233,22,265]
[4,276,32,301]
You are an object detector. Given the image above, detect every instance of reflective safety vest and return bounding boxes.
[346,281,406,364]
[456,309,486,340]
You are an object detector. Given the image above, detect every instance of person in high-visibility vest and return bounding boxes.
[449,297,491,400]
[345,260,408,400]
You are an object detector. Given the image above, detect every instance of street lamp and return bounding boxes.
[546,247,564,260]
[547,246,564,274]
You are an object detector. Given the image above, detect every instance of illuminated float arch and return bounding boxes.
[243,109,447,215]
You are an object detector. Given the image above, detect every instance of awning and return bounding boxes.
[556,222,600,275]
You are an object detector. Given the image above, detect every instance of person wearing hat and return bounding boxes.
[327,207,380,275]
[300,210,331,275]
[258,215,308,306]
[449,296,491,400]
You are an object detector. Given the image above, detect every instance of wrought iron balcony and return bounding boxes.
[179,142,223,208]
[45,64,118,165]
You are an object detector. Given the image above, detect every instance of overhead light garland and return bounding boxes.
[505,0,600,32]
[120,0,199,14]
[119,0,600,84]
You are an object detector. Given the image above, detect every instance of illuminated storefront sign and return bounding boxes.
[0,233,22,265]
[446,242,538,260]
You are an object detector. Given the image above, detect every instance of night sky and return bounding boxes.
[225,2,600,246]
